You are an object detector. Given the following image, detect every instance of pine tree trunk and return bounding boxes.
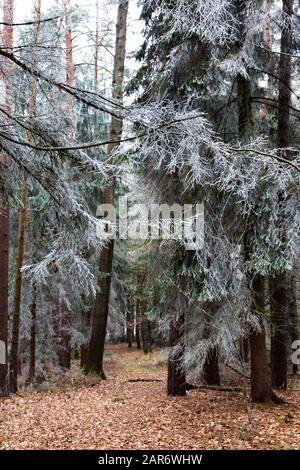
[0,0,14,397]
[126,296,133,347]
[84,0,129,378]
[250,275,274,402]
[57,301,71,371]
[9,176,28,392]
[240,338,249,363]
[235,2,275,402]
[28,284,37,382]
[270,275,289,388]
[141,303,151,354]
[9,0,41,392]
[203,347,220,386]
[270,0,293,390]
[289,274,298,374]
[260,0,274,118]
[136,300,141,349]
[127,311,132,347]
[167,314,186,396]
[94,0,99,92]
[64,0,74,141]
[80,304,91,368]
[200,301,220,385]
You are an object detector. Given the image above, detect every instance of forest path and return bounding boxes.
[1,344,300,450]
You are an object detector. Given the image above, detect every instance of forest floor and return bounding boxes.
[1,344,300,450]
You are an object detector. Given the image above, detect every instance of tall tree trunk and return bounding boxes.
[141,304,151,354]
[28,284,37,383]
[167,259,187,397]
[126,296,133,347]
[239,338,249,363]
[236,14,275,400]
[64,0,74,140]
[94,0,99,93]
[203,347,220,386]
[270,0,293,390]
[136,300,141,349]
[250,276,275,402]
[53,0,75,371]
[167,313,186,396]
[57,300,71,370]
[9,0,41,393]
[200,301,220,385]
[84,0,129,378]
[0,0,14,397]
[80,304,92,368]
[260,0,274,118]
[289,274,298,374]
[9,179,28,392]
[270,275,289,388]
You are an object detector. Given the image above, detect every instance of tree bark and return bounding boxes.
[167,260,187,397]
[240,337,249,363]
[270,275,289,388]
[94,0,99,92]
[57,300,71,370]
[260,0,274,118]
[9,175,28,392]
[141,304,151,354]
[84,0,129,378]
[270,0,293,390]
[250,275,275,402]
[136,300,141,349]
[9,0,41,393]
[289,274,298,374]
[28,284,37,382]
[0,0,14,397]
[203,346,220,386]
[80,304,91,368]
[126,296,133,347]
[64,0,74,141]
[167,312,186,396]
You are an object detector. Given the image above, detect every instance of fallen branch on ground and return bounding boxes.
[127,379,163,383]
[185,383,244,392]
[225,363,250,379]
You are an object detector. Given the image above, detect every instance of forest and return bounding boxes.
[1,0,300,457]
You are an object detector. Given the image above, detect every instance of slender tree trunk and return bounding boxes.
[250,275,275,402]
[236,33,275,400]
[126,296,133,347]
[167,313,186,396]
[57,300,71,370]
[9,177,28,392]
[240,338,249,363]
[167,259,187,397]
[0,0,14,397]
[270,275,289,388]
[126,311,132,347]
[28,284,37,382]
[289,274,298,374]
[200,301,220,385]
[52,0,75,371]
[9,0,41,393]
[237,75,252,138]
[94,0,99,92]
[80,304,91,368]
[136,300,141,349]
[203,347,220,386]
[260,0,274,118]
[64,0,74,140]
[270,0,293,390]
[84,0,129,378]
[141,303,151,354]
